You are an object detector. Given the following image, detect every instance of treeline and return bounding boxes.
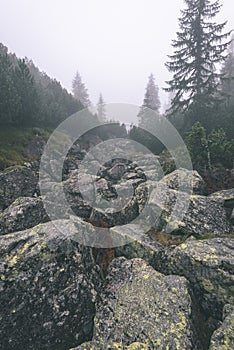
[0,43,82,127]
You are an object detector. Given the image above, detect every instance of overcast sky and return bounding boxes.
[1,0,233,113]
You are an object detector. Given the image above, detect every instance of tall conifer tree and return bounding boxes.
[165,0,232,115]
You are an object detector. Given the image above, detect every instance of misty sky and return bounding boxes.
[1,0,233,114]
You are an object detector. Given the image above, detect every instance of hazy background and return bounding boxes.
[0,0,233,112]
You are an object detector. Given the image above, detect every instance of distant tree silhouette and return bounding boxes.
[72,71,91,108]
[137,73,160,128]
[97,93,106,122]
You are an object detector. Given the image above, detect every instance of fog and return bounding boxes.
[0,0,233,114]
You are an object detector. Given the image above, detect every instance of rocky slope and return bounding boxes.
[0,138,233,349]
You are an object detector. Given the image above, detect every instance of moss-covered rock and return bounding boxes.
[209,304,234,349]
[0,219,100,350]
[86,257,199,349]
[157,238,234,319]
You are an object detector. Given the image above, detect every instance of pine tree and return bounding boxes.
[165,0,232,114]
[72,71,91,108]
[138,73,160,128]
[97,93,106,122]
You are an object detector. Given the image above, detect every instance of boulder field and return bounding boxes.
[0,144,233,349]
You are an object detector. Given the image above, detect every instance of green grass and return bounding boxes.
[0,126,51,170]
[0,126,77,171]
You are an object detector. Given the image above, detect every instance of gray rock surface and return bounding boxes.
[209,304,234,349]
[1,155,234,350]
[149,184,232,236]
[0,219,100,350]
[0,196,69,235]
[0,166,38,210]
[157,238,234,319]
[209,188,234,209]
[84,257,200,349]
[160,168,207,195]
[209,188,234,222]
[0,197,49,234]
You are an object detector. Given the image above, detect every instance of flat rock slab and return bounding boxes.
[85,257,199,349]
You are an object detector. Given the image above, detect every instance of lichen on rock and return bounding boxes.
[209,304,234,349]
[85,257,200,349]
[0,219,100,350]
[157,238,234,319]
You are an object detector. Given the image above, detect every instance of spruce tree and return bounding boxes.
[165,0,232,115]
[138,73,160,128]
[72,71,91,108]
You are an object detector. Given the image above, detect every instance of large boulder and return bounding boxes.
[0,219,100,350]
[0,166,38,210]
[209,189,234,220]
[157,238,234,320]
[209,304,234,350]
[81,257,200,349]
[0,197,48,234]
[0,196,69,235]
[149,184,232,236]
[160,168,207,195]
